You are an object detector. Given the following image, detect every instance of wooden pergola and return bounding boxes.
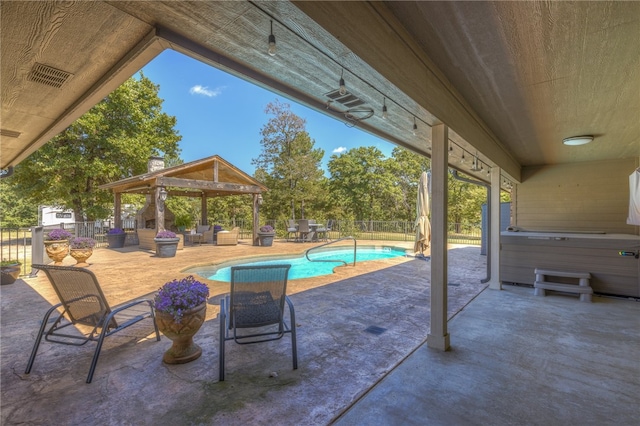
[99,155,268,246]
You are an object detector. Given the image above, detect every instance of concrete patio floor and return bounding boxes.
[1,239,486,425]
[2,239,637,425]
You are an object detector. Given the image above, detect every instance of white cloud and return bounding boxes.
[189,85,225,97]
[332,146,347,154]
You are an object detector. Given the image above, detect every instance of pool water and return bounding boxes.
[205,247,407,282]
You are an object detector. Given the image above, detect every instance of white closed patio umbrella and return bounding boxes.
[414,171,431,255]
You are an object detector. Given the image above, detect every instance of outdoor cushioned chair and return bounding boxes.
[196,224,214,244]
[219,264,297,381]
[217,227,239,246]
[26,264,160,383]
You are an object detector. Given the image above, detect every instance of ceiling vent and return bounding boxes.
[27,63,73,88]
[0,129,21,138]
[325,89,366,108]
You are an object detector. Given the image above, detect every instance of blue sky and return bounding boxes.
[140,50,394,174]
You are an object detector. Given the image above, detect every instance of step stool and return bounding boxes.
[534,268,593,302]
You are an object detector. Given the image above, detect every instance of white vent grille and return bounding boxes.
[27,63,73,88]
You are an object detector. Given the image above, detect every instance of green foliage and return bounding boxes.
[9,73,181,221]
[252,100,325,221]
[0,179,38,227]
[327,146,399,221]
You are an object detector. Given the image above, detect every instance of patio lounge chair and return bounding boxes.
[196,224,214,244]
[217,227,239,246]
[26,264,160,383]
[219,264,297,381]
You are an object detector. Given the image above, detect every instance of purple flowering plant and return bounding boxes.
[107,228,125,235]
[259,225,274,233]
[155,230,177,239]
[70,237,96,249]
[47,228,73,240]
[154,275,209,323]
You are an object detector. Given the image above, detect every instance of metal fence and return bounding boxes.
[0,219,481,278]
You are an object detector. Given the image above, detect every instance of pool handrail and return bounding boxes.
[305,236,357,267]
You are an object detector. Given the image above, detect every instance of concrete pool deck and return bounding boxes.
[1,239,488,424]
[2,238,638,425]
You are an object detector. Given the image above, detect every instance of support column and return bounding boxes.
[428,123,450,351]
[114,192,122,229]
[252,193,260,246]
[488,166,502,289]
[201,195,208,226]
[156,186,166,232]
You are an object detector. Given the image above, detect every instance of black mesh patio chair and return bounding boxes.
[219,264,297,381]
[26,264,160,383]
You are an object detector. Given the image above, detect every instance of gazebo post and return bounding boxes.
[156,186,167,232]
[252,193,260,246]
[114,192,122,229]
[201,194,208,226]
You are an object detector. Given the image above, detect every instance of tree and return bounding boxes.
[327,146,399,223]
[252,100,325,221]
[387,147,431,221]
[0,178,38,227]
[9,73,181,221]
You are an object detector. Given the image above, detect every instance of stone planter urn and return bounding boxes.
[257,232,275,247]
[1,263,21,285]
[155,302,207,364]
[107,233,126,249]
[69,248,93,267]
[44,240,69,265]
[154,237,180,258]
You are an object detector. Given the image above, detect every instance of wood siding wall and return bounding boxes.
[514,158,640,235]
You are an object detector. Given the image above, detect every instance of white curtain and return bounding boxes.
[627,169,640,226]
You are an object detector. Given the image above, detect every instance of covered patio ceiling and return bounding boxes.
[1,1,639,184]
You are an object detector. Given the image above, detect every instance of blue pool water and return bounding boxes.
[205,247,407,282]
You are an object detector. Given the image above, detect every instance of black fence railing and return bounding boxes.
[0,220,481,277]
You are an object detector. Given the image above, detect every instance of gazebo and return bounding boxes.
[99,155,268,246]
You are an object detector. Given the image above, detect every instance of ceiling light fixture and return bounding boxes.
[268,21,276,56]
[562,135,593,146]
[382,98,388,119]
[412,116,417,136]
[338,69,347,96]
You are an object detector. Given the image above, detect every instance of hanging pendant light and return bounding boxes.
[267,21,276,56]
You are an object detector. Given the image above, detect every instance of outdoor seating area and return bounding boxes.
[1,242,638,425]
[288,219,329,243]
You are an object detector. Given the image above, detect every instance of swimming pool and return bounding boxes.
[199,246,408,282]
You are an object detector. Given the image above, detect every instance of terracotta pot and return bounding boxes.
[69,248,93,267]
[155,302,206,364]
[44,240,69,265]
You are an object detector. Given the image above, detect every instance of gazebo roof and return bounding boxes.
[99,155,267,197]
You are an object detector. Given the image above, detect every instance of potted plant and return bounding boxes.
[154,275,210,364]
[106,228,126,249]
[154,230,179,258]
[69,237,96,267]
[174,213,192,232]
[45,228,73,265]
[1,260,21,285]
[257,225,275,247]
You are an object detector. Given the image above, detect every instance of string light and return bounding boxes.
[338,69,347,96]
[382,98,388,119]
[412,116,417,135]
[267,21,276,56]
